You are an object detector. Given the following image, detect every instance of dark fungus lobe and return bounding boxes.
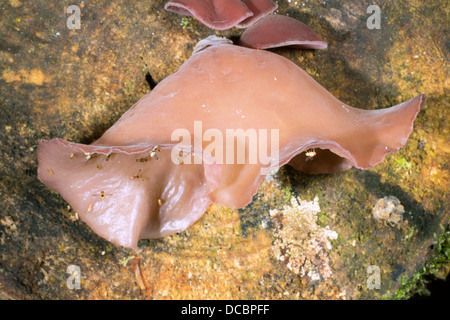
[238,14,328,50]
[164,0,253,30]
[237,0,278,28]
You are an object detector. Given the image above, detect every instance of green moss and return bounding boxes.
[281,186,294,203]
[316,211,329,227]
[394,157,412,172]
[118,255,135,267]
[390,224,449,299]
[180,16,195,31]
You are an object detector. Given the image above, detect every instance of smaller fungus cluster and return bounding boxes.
[165,0,327,50]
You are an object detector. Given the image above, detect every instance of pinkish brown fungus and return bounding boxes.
[37,36,425,250]
[237,0,278,28]
[239,14,328,50]
[164,0,253,30]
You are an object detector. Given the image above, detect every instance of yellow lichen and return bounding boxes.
[8,0,22,8]
[2,69,53,86]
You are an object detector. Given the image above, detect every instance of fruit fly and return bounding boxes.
[130,169,143,181]
[85,153,98,163]
[176,151,191,166]
[136,145,161,162]
[150,145,161,160]
[93,191,113,199]
[305,148,316,161]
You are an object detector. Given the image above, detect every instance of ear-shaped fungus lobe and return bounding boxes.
[37,139,212,250]
[287,95,426,174]
[237,0,278,28]
[239,14,328,49]
[37,37,425,250]
[164,0,253,30]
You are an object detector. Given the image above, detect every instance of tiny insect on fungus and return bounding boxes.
[136,145,161,162]
[150,145,161,160]
[93,191,113,199]
[176,151,191,166]
[305,148,317,161]
[130,169,143,181]
[85,153,97,161]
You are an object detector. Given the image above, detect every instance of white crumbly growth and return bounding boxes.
[264,168,280,182]
[372,196,405,227]
[192,35,233,55]
[271,197,338,281]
